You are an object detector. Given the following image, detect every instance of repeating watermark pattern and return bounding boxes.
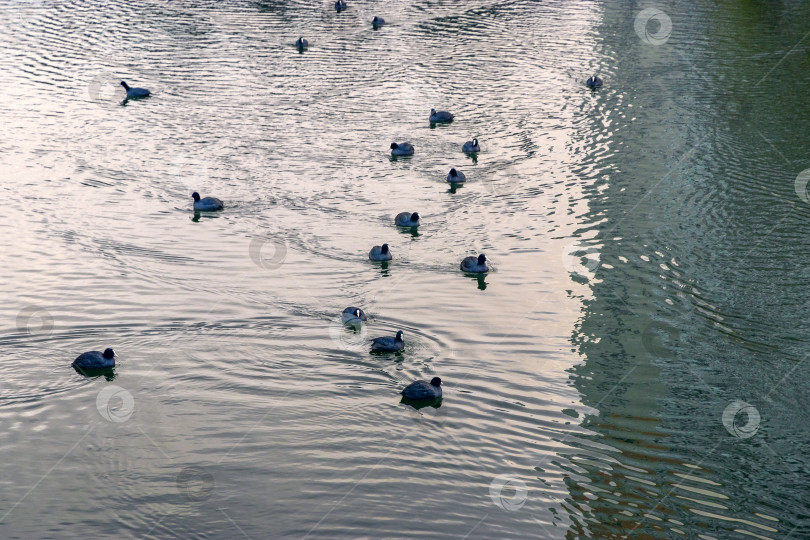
[176,466,215,502]
[483,164,521,196]
[204,11,269,84]
[86,67,128,108]
[640,321,680,358]
[328,316,369,352]
[489,474,528,511]
[96,385,135,423]
[526,24,545,53]
[170,137,259,196]
[16,305,54,336]
[561,242,600,275]
[73,53,161,109]
[794,168,810,204]
[169,152,216,194]
[400,79,447,118]
[0,0,52,35]
[249,237,288,270]
[347,2,379,35]
[634,8,672,46]
[722,400,760,439]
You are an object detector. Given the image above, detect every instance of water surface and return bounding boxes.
[1,0,810,538]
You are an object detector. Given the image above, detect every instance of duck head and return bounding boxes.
[430,377,442,387]
[192,192,201,202]
[103,348,115,359]
[381,243,389,254]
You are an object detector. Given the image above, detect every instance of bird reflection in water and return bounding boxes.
[73,365,116,382]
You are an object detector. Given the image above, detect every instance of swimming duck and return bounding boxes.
[460,253,489,273]
[390,142,414,156]
[372,16,385,28]
[192,192,224,211]
[371,330,404,352]
[296,36,308,48]
[342,307,367,323]
[401,377,442,399]
[335,0,346,11]
[446,168,466,183]
[586,75,603,88]
[429,109,454,123]
[73,348,116,369]
[462,138,480,153]
[369,243,392,261]
[394,211,420,227]
[120,81,150,98]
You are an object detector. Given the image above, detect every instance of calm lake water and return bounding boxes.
[2,0,810,538]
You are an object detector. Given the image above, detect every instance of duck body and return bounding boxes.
[390,142,414,156]
[401,377,442,399]
[120,81,150,98]
[429,109,454,123]
[446,168,466,183]
[371,330,404,352]
[461,254,489,273]
[192,192,224,211]
[372,16,385,28]
[296,36,308,48]
[394,212,420,227]
[369,243,392,261]
[462,138,480,153]
[73,348,116,369]
[342,307,367,323]
[586,75,603,88]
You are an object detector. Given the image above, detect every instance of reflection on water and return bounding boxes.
[397,226,420,238]
[556,2,810,538]
[1,0,809,537]
[401,396,443,411]
[463,273,489,291]
[72,365,117,381]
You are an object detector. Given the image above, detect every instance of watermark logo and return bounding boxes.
[328,316,369,352]
[794,168,810,204]
[73,52,160,109]
[0,0,50,35]
[561,242,600,275]
[641,321,680,358]
[400,80,446,118]
[176,466,215,502]
[169,152,215,194]
[86,69,127,108]
[483,165,521,196]
[96,385,135,423]
[722,400,760,439]
[634,8,672,46]
[204,11,269,84]
[16,305,54,335]
[249,237,288,270]
[489,474,528,511]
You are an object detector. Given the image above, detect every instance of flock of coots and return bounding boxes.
[78,4,605,409]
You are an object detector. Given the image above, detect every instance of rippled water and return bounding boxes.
[2,0,810,538]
